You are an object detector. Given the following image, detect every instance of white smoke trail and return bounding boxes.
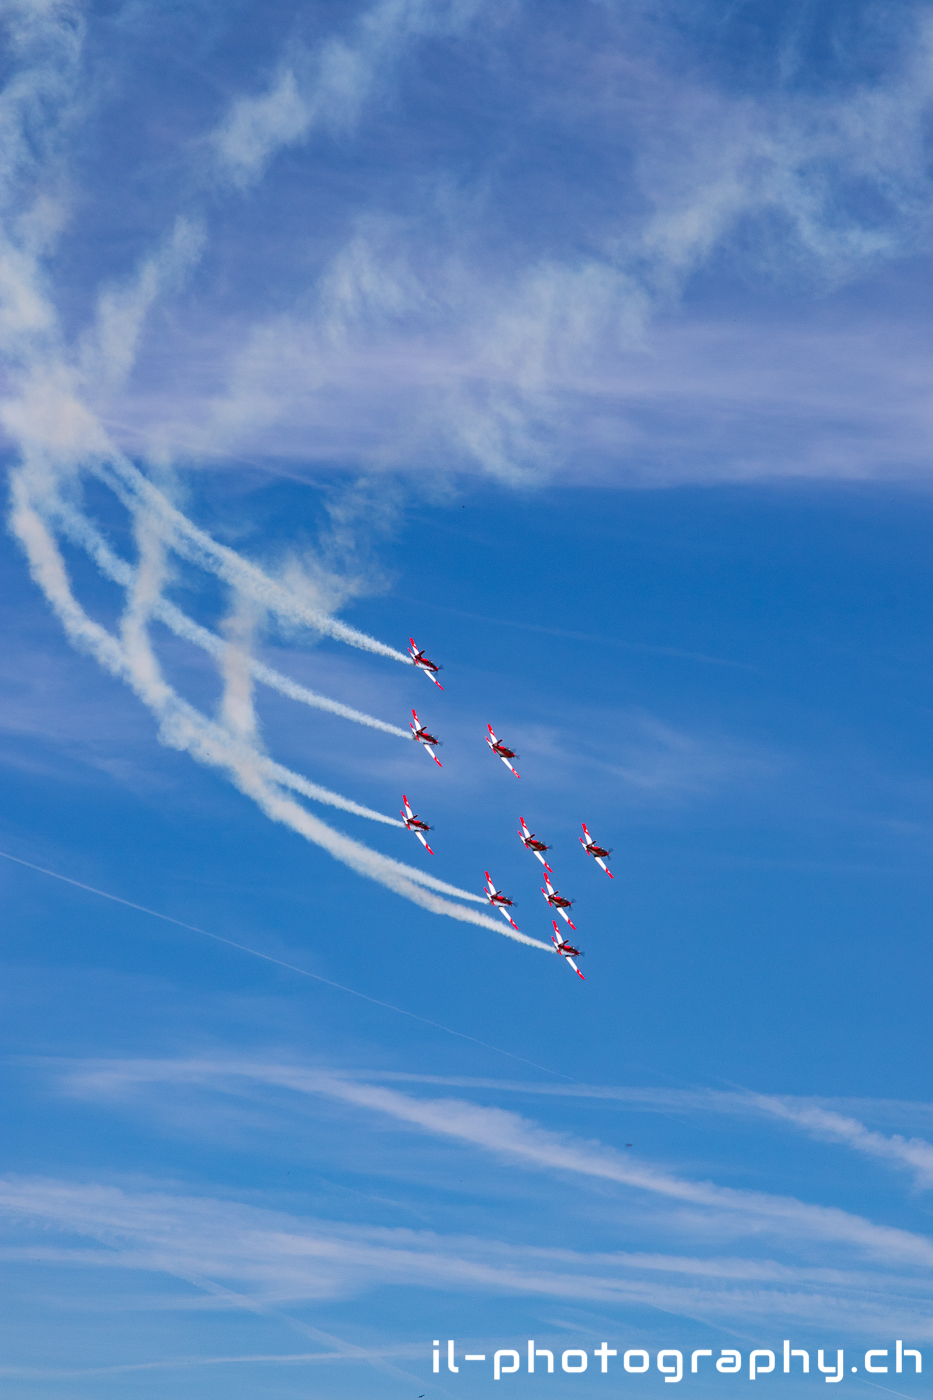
[91,453,412,663]
[46,491,408,827]
[9,470,545,947]
[218,589,262,745]
[18,466,498,900]
[48,498,412,739]
[44,494,500,907]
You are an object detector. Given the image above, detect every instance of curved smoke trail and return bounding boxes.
[50,498,413,741]
[9,468,549,949]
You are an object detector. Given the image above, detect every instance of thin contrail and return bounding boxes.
[51,500,412,740]
[415,597,756,671]
[0,851,569,1078]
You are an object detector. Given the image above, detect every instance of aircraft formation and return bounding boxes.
[403,638,614,982]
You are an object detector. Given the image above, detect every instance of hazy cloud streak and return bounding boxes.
[61,1058,933,1270]
[3,1175,932,1336]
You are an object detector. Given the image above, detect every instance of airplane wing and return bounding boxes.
[495,904,519,930]
[556,907,577,931]
[416,831,434,854]
[402,795,414,819]
[424,745,442,767]
[500,755,520,778]
[487,724,498,744]
[581,822,614,876]
[519,818,531,839]
[551,925,584,978]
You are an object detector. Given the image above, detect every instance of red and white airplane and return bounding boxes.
[486,724,520,778]
[580,822,613,877]
[410,710,442,766]
[542,873,576,929]
[518,817,552,871]
[552,920,585,979]
[401,795,434,854]
[409,638,443,689]
[484,871,519,930]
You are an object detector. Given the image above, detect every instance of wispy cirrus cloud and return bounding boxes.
[741,1096,933,1192]
[57,1058,933,1269]
[209,0,487,186]
[3,1174,931,1337]
[362,1073,933,1191]
[6,1,933,486]
[172,2,933,484]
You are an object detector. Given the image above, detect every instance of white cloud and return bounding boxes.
[362,1074,933,1191]
[209,0,486,186]
[78,216,205,396]
[59,1059,933,1270]
[149,2,933,484]
[743,1097,933,1192]
[6,0,933,486]
[3,1174,931,1336]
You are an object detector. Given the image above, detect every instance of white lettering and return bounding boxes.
[658,1350,683,1383]
[562,1349,587,1373]
[594,1344,617,1373]
[494,1350,520,1380]
[717,1351,742,1373]
[527,1341,554,1374]
[818,1349,844,1383]
[447,1340,458,1374]
[787,1345,810,1373]
[750,1351,775,1379]
[865,1351,888,1374]
[692,1350,713,1373]
[625,1350,650,1373]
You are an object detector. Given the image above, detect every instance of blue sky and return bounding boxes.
[0,1,932,1395]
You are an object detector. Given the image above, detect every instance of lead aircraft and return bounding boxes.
[486,724,520,777]
[401,796,434,854]
[483,871,520,930]
[552,921,585,979]
[408,638,444,689]
[518,817,552,871]
[542,873,576,929]
[580,822,613,877]
[410,710,442,766]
